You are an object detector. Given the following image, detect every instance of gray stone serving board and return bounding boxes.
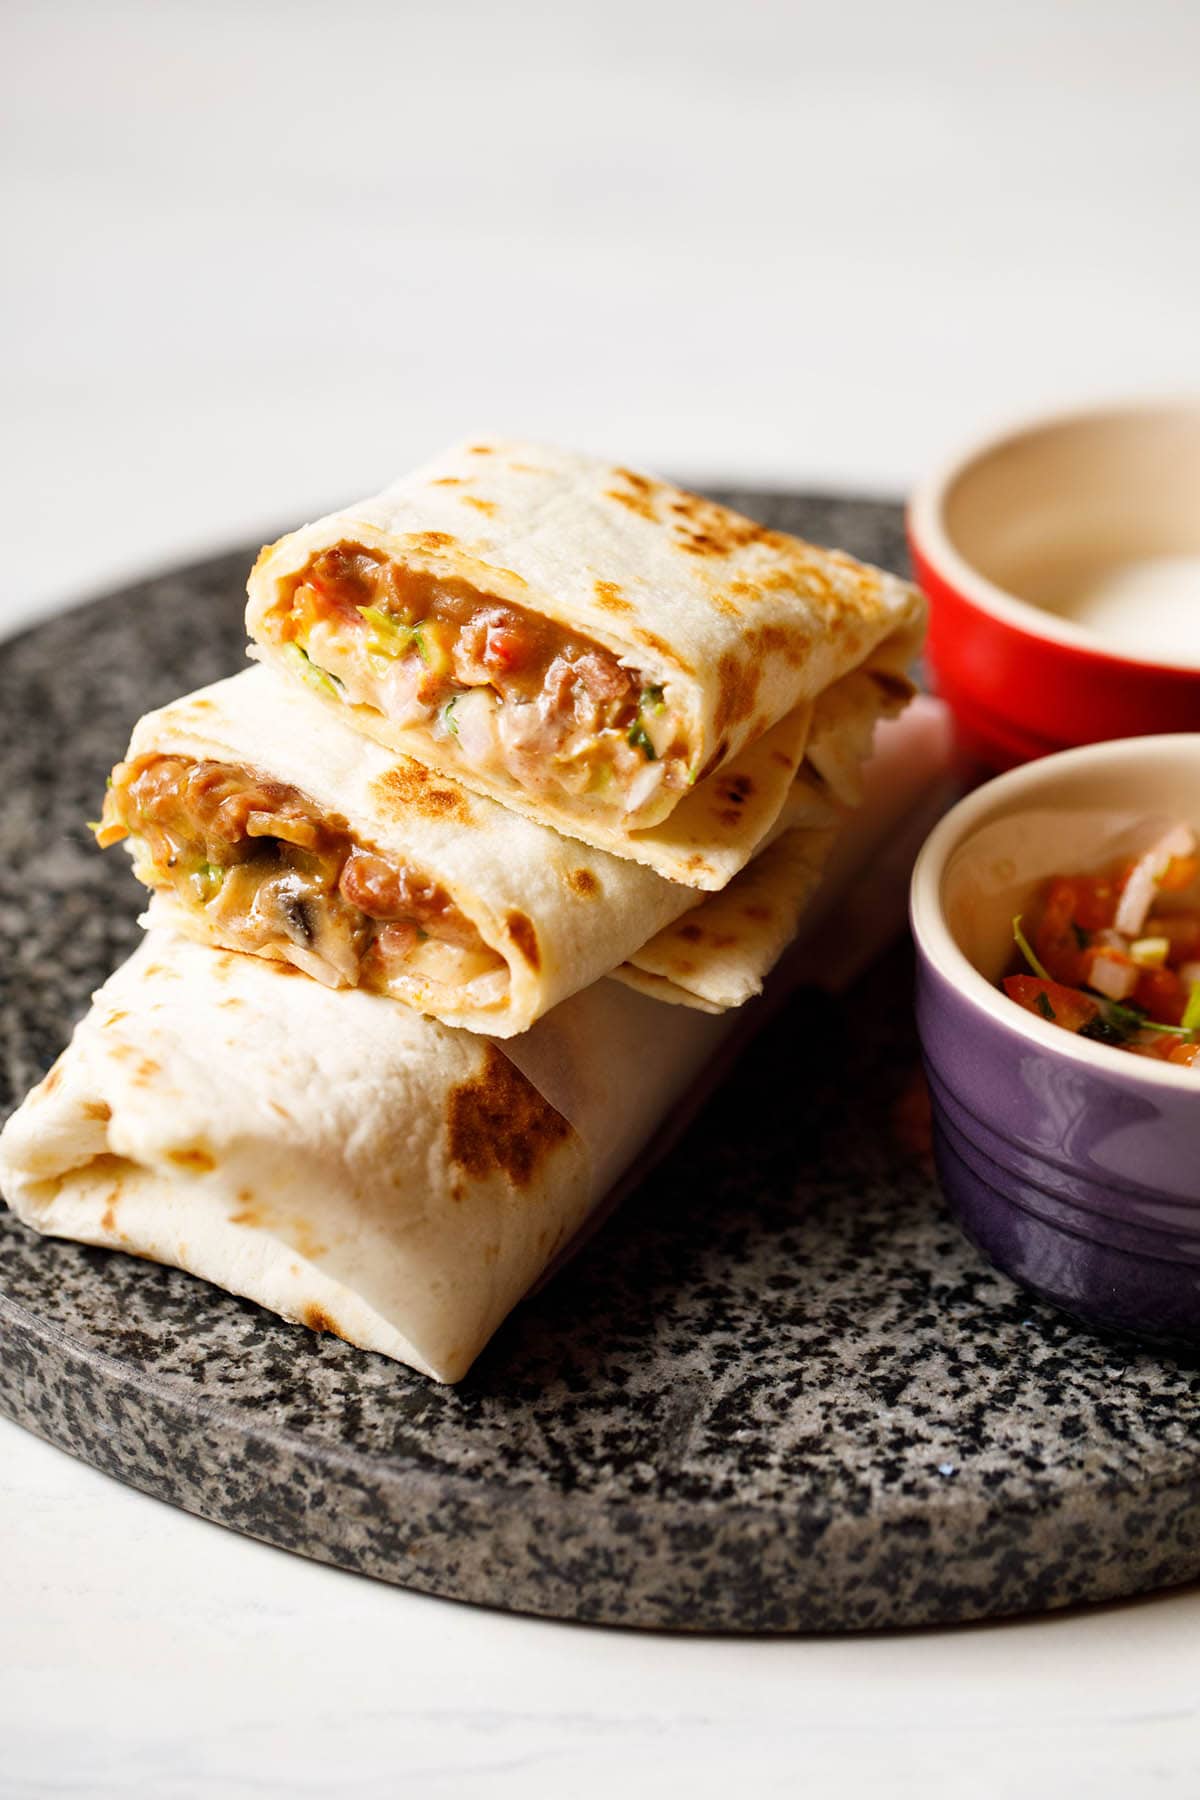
[1,493,1198,1634]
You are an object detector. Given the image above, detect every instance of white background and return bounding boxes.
[2,2,1199,1794]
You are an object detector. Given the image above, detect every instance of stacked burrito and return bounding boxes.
[0,440,925,1380]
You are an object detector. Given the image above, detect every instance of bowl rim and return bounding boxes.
[910,732,1200,1095]
[907,396,1200,677]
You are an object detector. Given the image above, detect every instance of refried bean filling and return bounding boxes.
[96,754,502,993]
[267,546,687,814]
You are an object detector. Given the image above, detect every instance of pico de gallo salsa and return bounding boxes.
[1003,824,1200,1070]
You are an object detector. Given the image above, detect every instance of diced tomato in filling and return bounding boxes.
[271,546,687,813]
[1001,839,1200,1069]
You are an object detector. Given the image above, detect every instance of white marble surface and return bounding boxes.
[3,2,1200,1794]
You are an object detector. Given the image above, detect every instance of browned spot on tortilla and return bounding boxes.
[743,903,772,923]
[672,958,697,975]
[616,467,658,495]
[102,1010,129,1028]
[605,485,657,523]
[167,1145,215,1173]
[772,749,794,769]
[566,868,601,898]
[450,1179,465,1204]
[446,1045,571,1187]
[463,495,497,516]
[678,923,705,944]
[218,996,244,1009]
[133,1056,161,1085]
[632,627,687,668]
[593,578,632,614]
[186,698,215,711]
[715,773,754,807]
[82,1100,112,1122]
[509,461,545,474]
[413,530,456,551]
[697,739,730,783]
[237,1187,254,1205]
[683,853,712,874]
[268,1100,293,1121]
[505,910,541,971]
[302,1304,340,1336]
[431,476,463,485]
[716,811,741,829]
[711,593,742,617]
[43,1062,64,1093]
[372,760,474,826]
[101,1202,118,1232]
[713,652,761,738]
[468,444,494,455]
[483,1243,500,1265]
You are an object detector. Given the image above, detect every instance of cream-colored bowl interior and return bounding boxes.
[912,735,1200,1086]
[923,402,1200,668]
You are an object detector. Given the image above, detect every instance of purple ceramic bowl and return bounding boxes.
[910,734,1200,1338]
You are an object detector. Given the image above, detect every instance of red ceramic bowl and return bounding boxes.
[907,402,1200,768]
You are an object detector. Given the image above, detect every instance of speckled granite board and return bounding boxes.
[2,494,1198,1634]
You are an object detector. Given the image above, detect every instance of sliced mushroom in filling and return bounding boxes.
[95,754,507,1002]
[262,546,690,824]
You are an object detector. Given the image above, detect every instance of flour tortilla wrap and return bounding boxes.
[0,934,732,1383]
[100,666,711,1037]
[246,439,924,888]
[100,661,909,1029]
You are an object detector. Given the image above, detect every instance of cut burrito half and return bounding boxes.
[93,663,910,1033]
[246,439,924,888]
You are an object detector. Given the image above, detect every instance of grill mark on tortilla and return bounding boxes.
[566,868,601,898]
[593,579,632,614]
[372,760,475,826]
[697,739,730,783]
[714,652,761,738]
[505,909,541,970]
[632,626,688,669]
[446,1045,571,1187]
[605,486,657,523]
[167,1145,216,1173]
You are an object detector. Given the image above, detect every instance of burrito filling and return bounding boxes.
[95,755,507,1003]
[264,546,690,823]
